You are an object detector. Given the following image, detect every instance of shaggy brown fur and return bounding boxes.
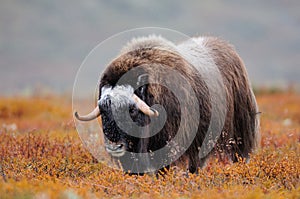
[98,36,259,173]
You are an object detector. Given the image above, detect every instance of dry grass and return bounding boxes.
[0,93,299,198]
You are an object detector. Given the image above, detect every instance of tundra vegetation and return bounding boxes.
[0,91,299,198]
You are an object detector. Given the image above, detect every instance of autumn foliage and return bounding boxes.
[0,92,299,198]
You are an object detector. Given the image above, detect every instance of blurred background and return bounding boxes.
[1,0,299,96]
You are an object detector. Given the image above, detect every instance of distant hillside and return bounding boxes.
[0,0,299,95]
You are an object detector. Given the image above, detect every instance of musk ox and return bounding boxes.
[75,35,260,174]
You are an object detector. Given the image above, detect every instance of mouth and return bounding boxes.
[105,142,126,157]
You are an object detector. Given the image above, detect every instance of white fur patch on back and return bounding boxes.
[120,35,178,54]
[176,36,217,74]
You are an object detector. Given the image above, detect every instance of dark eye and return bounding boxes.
[129,105,139,118]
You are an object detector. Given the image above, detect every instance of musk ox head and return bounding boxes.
[75,79,160,158]
[99,84,159,157]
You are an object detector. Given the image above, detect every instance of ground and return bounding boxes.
[0,92,299,198]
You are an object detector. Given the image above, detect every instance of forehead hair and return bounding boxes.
[100,85,135,109]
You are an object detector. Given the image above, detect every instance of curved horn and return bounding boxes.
[132,94,159,117]
[74,106,100,121]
